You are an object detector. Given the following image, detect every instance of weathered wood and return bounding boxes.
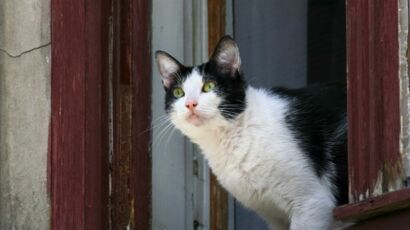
[111,0,133,228]
[131,0,151,229]
[50,0,109,229]
[347,0,403,203]
[334,188,410,222]
[84,0,110,229]
[343,208,410,230]
[208,0,226,55]
[111,0,151,229]
[208,0,229,229]
[51,0,86,227]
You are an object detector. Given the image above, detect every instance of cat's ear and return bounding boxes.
[155,50,183,89]
[210,35,241,77]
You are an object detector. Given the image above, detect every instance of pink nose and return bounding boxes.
[185,101,198,111]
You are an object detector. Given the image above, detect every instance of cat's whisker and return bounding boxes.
[138,115,171,136]
[152,119,171,139]
[163,126,177,154]
[152,121,174,149]
[153,121,173,144]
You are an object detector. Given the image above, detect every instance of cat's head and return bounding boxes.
[155,36,246,133]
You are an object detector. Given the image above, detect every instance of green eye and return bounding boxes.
[202,81,216,92]
[173,87,185,98]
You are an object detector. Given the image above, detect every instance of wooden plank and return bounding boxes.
[111,0,151,229]
[131,0,151,229]
[50,0,109,229]
[210,175,229,230]
[50,0,86,228]
[84,0,110,229]
[208,0,226,55]
[111,0,133,228]
[347,0,403,203]
[334,187,410,222]
[208,0,229,229]
[343,208,410,230]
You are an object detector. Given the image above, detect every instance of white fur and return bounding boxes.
[169,71,338,230]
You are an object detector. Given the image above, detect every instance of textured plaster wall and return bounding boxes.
[0,0,51,229]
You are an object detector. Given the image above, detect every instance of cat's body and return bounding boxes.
[155,36,347,230]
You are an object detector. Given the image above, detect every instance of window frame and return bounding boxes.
[333,0,410,224]
[50,0,151,229]
[208,0,231,229]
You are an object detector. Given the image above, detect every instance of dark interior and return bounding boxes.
[233,0,346,229]
[308,0,346,84]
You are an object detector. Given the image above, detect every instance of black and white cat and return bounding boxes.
[155,36,347,230]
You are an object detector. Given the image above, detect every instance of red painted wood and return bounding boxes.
[344,208,410,230]
[131,0,151,229]
[111,0,151,229]
[347,0,402,203]
[334,188,410,221]
[51,0,109,229]
[208,1,229,229]
[51,0,86,228]
[111,0,133,228]
[84,0,110,229]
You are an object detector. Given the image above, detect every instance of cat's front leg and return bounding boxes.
[289,196,335,230]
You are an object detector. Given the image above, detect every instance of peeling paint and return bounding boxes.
[399,0,410,182]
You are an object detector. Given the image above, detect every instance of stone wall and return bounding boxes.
[0,0,51,229]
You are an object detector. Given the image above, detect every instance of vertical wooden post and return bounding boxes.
[50,0,110,229]
[208,0,228,229]
[131,0,152,228]
[111,0,151,229]
[84,0,110,228]
[347,0,403,203]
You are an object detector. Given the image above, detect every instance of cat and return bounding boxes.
[155,36,347,230]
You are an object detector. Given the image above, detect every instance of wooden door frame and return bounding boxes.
[50,0,151,229]
[208,0,229,229]
[110,0,151,229]
[334,0,410,226]
[50,0,110,228]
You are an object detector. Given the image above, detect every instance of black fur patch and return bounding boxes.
[202,61,246,119]
[271,83,347,205]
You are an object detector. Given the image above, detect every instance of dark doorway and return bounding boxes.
[308,0,346,84]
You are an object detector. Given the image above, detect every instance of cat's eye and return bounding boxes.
[202,81,216,92]
[173,87,185,98]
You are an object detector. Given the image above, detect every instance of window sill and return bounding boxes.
[333,187,410,222]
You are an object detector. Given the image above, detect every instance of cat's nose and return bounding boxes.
[185,100,198,111]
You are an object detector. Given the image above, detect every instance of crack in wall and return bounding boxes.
[0,42,51,58]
